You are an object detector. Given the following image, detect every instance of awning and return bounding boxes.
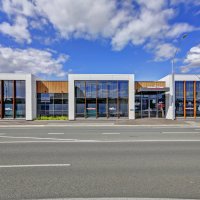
[137,87,170,92]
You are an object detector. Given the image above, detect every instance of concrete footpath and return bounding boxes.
[0,118,200,127]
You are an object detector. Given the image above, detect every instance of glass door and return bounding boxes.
[86,99,96,118]
[141,95,149,118]
[149,95,157,118]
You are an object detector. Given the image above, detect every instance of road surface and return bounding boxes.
[0,126,200,199]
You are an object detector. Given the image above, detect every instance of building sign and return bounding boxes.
[41,93,50,102]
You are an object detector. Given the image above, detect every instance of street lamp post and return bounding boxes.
[171,34,188,120]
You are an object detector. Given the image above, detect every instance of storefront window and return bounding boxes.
[16,81,25,118]
[3,81,13,118]
[196,81,200,117]
[186,81,194,117]
[175,81,184,117]
[75,80,128,118]
[37,93,68,117]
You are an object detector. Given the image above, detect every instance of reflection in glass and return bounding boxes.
[76,98,85,117]
[37,93,68,117]
[119,98,128,117]
[75,80,128,118]
[86,99,96,118]
[4,81,13,118]
[196,82,200,117]
[175,81,184,117]
[75,81,85,98]
[186,81,194,117]
[86,81,96,98]
[108,99,117,117]
[118,81,128,98]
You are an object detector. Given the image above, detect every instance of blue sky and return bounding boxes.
[0,0,200,80]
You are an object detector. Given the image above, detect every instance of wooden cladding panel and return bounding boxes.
[37,81,68,93]
[135,81,166,90]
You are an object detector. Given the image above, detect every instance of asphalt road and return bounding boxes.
[0,126,200,199]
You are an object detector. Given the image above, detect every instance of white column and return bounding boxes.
[25,74,36,120]
[68,75,75,120]
[128,74,135,119]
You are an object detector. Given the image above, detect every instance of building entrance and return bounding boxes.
[135,93,165,118]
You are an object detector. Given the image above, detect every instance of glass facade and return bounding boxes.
[0,80,26,119]
[186,81,194,117]
[175,81,184,117]
[175,81,200,118]
[196,82,200,117]
[37,93,68,117]
[135,93,165,118]
[75,80,129,118]
[16,81,26,118]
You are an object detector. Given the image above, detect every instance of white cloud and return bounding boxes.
[0,16,31,43]
[34,0,117,39]
[180,44,200,73]
[152,43,177,61]
[1,0,37,17]
[165,23,197,38]
[0,46,69,77]
[111,8,174,50]
[0,0,199,60]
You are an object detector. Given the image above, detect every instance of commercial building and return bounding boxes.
[0,73,199,120]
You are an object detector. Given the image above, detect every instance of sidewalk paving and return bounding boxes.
[0,118,200,127]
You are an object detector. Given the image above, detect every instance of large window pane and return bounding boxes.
[16,81,25,98]
[98,81,107,98]
[16,98,25,118]
[118,81,128,98]
[119,98,128,117]
[76,98,85,117]
[175,81,184,117]
[196,82,200,117]
[4,98,13,118]
[135,95,141,118]
[3,81,13,118]
[108,81,117,99]
[75,81,85,98]
[186,81,194,117]
[97,98,107,117]
[86,98,96,118]
[86,81,96,98]
[4,80,13,98]
[108,98,117,117]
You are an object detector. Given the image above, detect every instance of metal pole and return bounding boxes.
[171,34,188,120]
[171,59,175,120]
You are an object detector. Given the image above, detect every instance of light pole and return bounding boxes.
[171,34,188,120]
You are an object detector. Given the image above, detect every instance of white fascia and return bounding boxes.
[0,73,37,120]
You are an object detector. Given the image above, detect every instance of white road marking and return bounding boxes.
[0,164,71,168]
[33,198,197,200]
[162,132,200,134]
[102,132,121,135]
[1,139,200,144]
[48,133,64,135]
[0,135,76,141]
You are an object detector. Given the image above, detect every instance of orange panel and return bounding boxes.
[37,81,68,93]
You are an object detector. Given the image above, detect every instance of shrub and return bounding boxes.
[37,116,68,120]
